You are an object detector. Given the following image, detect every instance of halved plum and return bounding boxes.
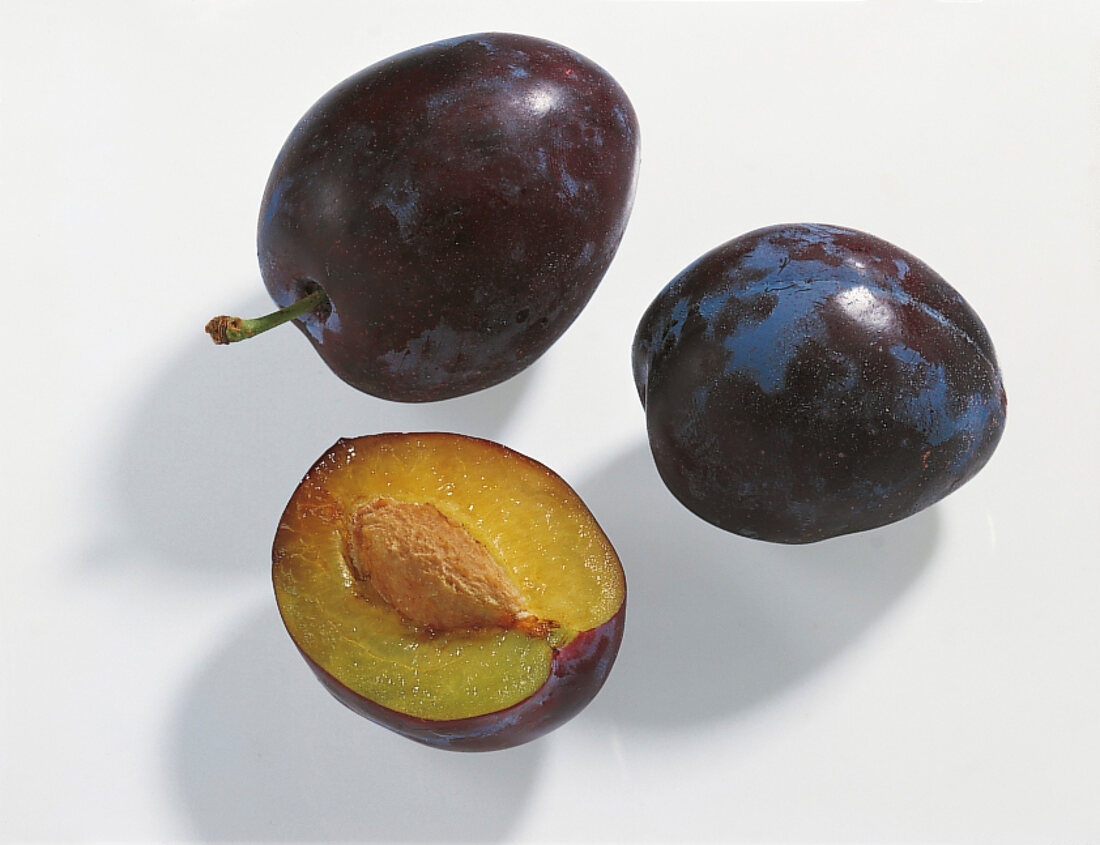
[272,433,626,750]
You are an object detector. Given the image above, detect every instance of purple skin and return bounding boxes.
[633,224,1007,544]
[296,603,625,751]
[258,32,639,401]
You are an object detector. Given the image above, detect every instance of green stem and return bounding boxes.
[205,288,329,344]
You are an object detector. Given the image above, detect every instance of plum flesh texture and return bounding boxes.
[272,433,626,750]
[633,224,1007,544]
[258,33,640,401]
[305,603,625,752]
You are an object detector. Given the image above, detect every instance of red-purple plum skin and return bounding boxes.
[259,33,640,401]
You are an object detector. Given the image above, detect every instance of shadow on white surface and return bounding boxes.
[105,294,536,580]
[112,295,548,840]
[171,604,540,841]
[576,442,939,727]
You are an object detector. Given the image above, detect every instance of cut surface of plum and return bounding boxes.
[272,433,625,744]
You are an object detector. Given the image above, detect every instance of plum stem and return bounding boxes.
[205,288,329,345]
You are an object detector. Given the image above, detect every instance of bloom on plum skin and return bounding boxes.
[633,223,1007,544]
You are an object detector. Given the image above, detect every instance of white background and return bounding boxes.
[3,1,1098,842]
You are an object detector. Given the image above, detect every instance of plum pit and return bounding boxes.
[345,497,553,637]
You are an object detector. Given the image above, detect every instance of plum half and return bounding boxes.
[633,223,1007,544]
[208,32,640,402]
[272,433,626,750]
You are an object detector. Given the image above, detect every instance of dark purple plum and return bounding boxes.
[633,224,1007,544]
[217,32,639,401]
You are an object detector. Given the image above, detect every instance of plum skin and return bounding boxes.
[633,223,1007,544]
[294,603,625,752]
[258,32,640,401]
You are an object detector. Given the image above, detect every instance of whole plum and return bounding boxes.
[208,32,640,402]
[632,223,1007,544]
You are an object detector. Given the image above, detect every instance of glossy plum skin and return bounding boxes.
[633,224,1007,544]
[299,604,625,751]
[259,32,639,401]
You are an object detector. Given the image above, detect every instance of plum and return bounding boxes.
[208,32,640,401]
[633,223,1007,544]
[272,433,626,750]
